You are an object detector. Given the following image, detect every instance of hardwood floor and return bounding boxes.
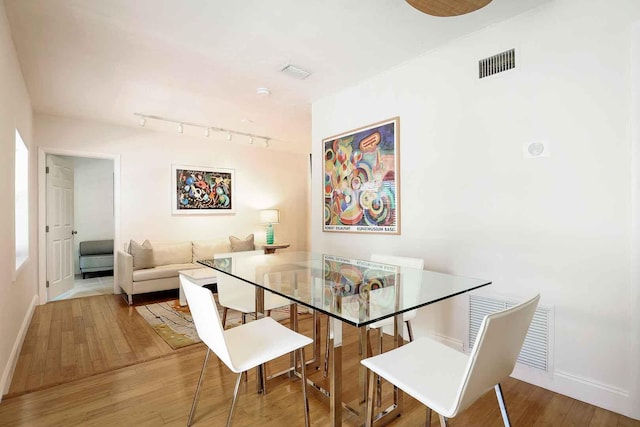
[1,294,638,426]
[7,292,175,397]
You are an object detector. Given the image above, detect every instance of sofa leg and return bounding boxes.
[128,294,133,305]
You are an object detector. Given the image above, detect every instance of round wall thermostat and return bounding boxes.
[527,142,545,157]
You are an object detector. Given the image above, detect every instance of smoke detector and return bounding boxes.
[256,87,271,96]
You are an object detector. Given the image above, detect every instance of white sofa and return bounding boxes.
[117,239,232,304]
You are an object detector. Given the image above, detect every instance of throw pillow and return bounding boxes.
[129,239,154,270]
[229,234,255,252]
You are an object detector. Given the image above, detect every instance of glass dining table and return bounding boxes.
[199,251,491,426]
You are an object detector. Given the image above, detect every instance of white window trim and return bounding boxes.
[14,129,29,280]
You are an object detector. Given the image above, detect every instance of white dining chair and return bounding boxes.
[361,294,540,427]
[323,253,424,393]
[368,254,424,341]
[215,251,292,327]
[181,278,313,427]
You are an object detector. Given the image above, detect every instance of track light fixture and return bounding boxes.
[134,113,275,148]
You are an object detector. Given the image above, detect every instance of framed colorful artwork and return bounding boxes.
[172,165,235,215]
[323,117,400,234]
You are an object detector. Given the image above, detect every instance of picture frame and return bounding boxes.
[172,165,235,215]
[323,117,400,234]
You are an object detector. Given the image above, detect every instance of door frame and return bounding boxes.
[38,147,121,305]
[629,21,640,419]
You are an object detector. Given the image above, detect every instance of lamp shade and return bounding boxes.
[260,209,280,224]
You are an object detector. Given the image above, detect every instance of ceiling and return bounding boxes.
[5,0,547,153]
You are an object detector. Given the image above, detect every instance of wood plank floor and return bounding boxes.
[6,293,175,397]
[1,294,638,426]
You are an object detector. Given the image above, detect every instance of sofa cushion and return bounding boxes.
[229,234,255,252]
[132,263,200,281]
[79,254,114,270]
[192,239,230,261]
[130,239,154,270]
[152,241,192,266]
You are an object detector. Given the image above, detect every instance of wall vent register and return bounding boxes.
[479,48,516,79]
[469,294,551,372]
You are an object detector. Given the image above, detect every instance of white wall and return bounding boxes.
[312,0,640,418]
[0,1,37,398]
[70,156,114,275]
[35,114,310,256]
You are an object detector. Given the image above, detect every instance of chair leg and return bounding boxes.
[323,316,330,378]
[225,372,243,427]
[187,348,211,426]
[495,383,512,427]
[222,307,228,328]
[299,347,310,427]
[425,407,432,426]
[438,414,447,426]
[406,320,414,342]
[376,329,383,407]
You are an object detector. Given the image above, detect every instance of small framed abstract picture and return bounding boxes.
[172,165,235,215]
[323,117,400,234]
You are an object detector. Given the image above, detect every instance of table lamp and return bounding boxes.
[260,209,280,245]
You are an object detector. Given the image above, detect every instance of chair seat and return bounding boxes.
[361,337,469,418]
[224,317,313,373]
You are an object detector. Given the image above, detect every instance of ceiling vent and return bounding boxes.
[280,64,312,80]
[479,48,516,79]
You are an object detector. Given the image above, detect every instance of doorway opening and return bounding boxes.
[38,148,121,304]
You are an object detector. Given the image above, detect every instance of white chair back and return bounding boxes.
[215,250,264,313]
[181,279,235,370]
[453,294,540,415]
[370,254,424,270]
[370,254,424,320]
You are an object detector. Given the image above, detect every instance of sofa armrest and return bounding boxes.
[117,250,134,304]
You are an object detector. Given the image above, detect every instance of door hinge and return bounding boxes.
[46,280,50,288]
[46,166,50,174]
[46,225,49,232]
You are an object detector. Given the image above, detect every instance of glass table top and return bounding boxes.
[199,251,491,327]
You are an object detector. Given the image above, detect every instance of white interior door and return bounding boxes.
[47,155,75,300]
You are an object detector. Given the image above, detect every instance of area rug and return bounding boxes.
[135,298,292,349]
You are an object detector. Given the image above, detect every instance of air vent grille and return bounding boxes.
[280,64,312,80]
[479,48,516,79]
[469,294,550,371]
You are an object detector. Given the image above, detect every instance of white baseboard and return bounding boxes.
[431,333,464,352]
[430,328,638,420]
[512,365,637,420]
[0,294,38,400]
